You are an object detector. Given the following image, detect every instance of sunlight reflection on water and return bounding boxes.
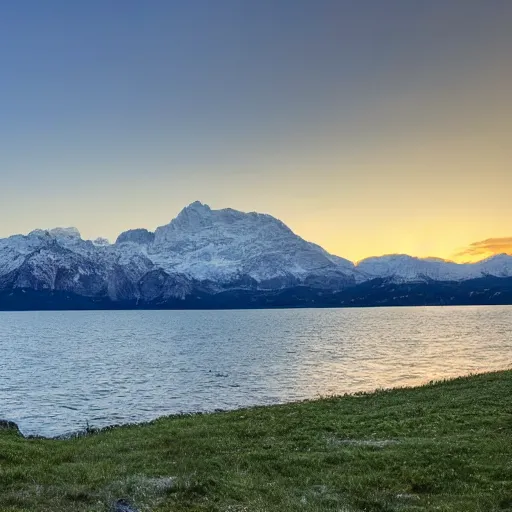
[0,306,510,436]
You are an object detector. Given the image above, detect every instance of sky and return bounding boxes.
[1,0,511,263]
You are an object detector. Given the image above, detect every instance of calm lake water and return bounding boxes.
[1,306,511,437]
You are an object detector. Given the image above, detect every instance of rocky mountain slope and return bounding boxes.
[0,201,511,308]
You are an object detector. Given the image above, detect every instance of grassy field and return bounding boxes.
[1,371,511,511]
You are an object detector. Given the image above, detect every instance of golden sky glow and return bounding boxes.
[452,238,512,263]
[1,2,511,264]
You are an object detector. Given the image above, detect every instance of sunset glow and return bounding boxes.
[1,1,510,263]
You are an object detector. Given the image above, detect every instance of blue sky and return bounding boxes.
[1,1,511,261]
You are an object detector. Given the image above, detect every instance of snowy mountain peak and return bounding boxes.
[149,203,356,285]
[116,229,155,245]
[49,227,81,239]
[186,200,211,212]
[26,227,81,240]
[27,229,51,238]
[93,237,110,246]
[167,201,214,232]
[0,202,511,307]
[356,252,512,283]
[357,254,412,265]
[479,253,511,263]
[178,201,213,221]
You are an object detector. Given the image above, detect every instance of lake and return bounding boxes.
[0,306,510,437]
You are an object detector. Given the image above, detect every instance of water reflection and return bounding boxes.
[0,306,510,436]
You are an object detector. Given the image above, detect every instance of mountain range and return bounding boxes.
[1,201,511,310]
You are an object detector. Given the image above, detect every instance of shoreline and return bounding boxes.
[1,301,512,313]
[5,368,510,440]
[1,370,510,511]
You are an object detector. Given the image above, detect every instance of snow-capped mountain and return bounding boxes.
[356,253,512,283]
[0,201,511,309]
[125,201,356,289]
[0,202,358,303]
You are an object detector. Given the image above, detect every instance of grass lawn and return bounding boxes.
[0,370,511,511]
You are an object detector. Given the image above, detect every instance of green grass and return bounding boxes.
[1,371,511,511]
